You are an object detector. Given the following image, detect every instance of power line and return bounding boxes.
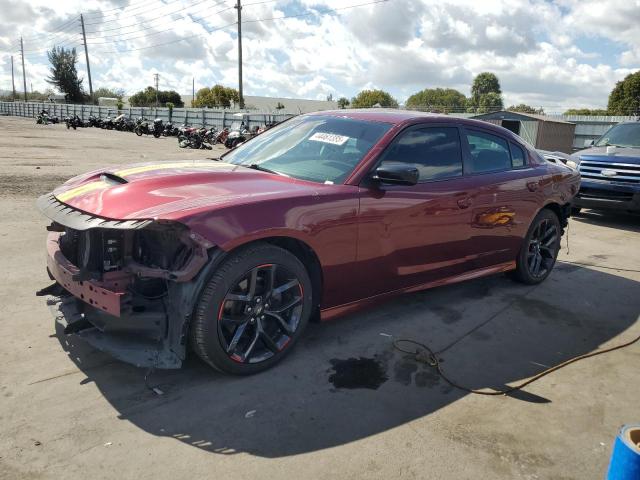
[84,2,231,43]
[20,15,80,42]
[83,0,217,27]
[90,0,389,54]
[83,0,182,19]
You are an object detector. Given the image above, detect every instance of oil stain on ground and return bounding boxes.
[328,357,388,390]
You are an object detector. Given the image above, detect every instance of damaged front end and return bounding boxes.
[37,194,221,369]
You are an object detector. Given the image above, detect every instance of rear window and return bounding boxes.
[465,130,511,173]
[510,143,526,167]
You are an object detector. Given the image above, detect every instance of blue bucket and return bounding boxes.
[607,425,640,480]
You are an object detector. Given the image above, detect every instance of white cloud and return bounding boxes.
[0,0,638,111]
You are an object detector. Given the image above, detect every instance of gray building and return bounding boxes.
[472,111,576,153]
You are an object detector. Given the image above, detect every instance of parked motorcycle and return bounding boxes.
[134,118,151,136]
[162,122,180,137]
[101,116,114,130]
[36,109,55,125]
[64,114,82,130]
[152,118,164,138]
[87,115,102,128]
[178,127,212,149]
[224,121,257,149]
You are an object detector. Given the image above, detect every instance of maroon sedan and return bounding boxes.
[38,110,580,374]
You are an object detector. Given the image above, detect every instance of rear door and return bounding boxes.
[460,127,544,269]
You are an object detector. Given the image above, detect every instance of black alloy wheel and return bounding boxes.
[217,264,303,364]
[191,243,312,374]
[514,209,561,284]
[527,218,558,278]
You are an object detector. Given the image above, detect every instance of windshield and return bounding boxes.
[595,123,640,148]
[223,115,392,184]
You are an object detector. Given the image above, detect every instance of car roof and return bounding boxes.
[308,109,523,141]
[309,109,451,124]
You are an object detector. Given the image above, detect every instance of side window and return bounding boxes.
[465,130,511,173]
[510,142,525,168]
[379,127,463,182]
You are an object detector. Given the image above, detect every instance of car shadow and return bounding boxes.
[573,209,640,233]
[53,264,639,458]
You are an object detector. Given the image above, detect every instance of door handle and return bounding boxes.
[457,197,472,209]
[527,181,539,192]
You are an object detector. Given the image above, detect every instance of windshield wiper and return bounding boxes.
[245,163,284,176]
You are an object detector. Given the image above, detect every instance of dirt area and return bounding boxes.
[0,116,638,480]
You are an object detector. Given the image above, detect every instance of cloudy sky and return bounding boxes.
[0,0,638,111]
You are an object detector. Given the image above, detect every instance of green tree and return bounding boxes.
[607,71,640,115]
[192,85,239,108]
[508,104,544,114]
[406,88,467,112]
[351,89,398,108]
[471,72,502,104]
[563,108,609,116]
[337,97,350,109]
[93,87,125,100]
[46,46,85,103]
[129,86,183,107]
[166,101,175,121]
[475,92,504,113]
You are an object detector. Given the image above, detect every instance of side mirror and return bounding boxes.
[372,163,419,186]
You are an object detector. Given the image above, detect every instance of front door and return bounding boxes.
[355,125,476,299]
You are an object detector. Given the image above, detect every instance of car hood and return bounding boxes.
[574,146,640,165]
[50,160,320,221]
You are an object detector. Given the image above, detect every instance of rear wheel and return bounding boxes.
[191,243,313,374]
[513,209,561,285]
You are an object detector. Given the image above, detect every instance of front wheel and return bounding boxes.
[190,243,313,374]
[135,128,143,136]
[513,209,561,285]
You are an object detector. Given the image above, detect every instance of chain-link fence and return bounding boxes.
[2,101,637,149]
[0,102,295,130]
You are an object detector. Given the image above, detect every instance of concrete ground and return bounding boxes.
[0,116,638,480]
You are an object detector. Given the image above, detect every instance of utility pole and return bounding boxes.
[192,77,195,107]
[80,14,94,101]
[20,37,27,102]
[235,0,244,109]
[11,55,16,100]
[153,73,159,107]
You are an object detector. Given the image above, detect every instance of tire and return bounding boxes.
[513,209,562,285]
[135,128,143,137]
[191,243,313,375]
[571,206,581,216]
[153,130,161,138]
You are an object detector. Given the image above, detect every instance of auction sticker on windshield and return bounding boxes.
[309,132,350,145]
